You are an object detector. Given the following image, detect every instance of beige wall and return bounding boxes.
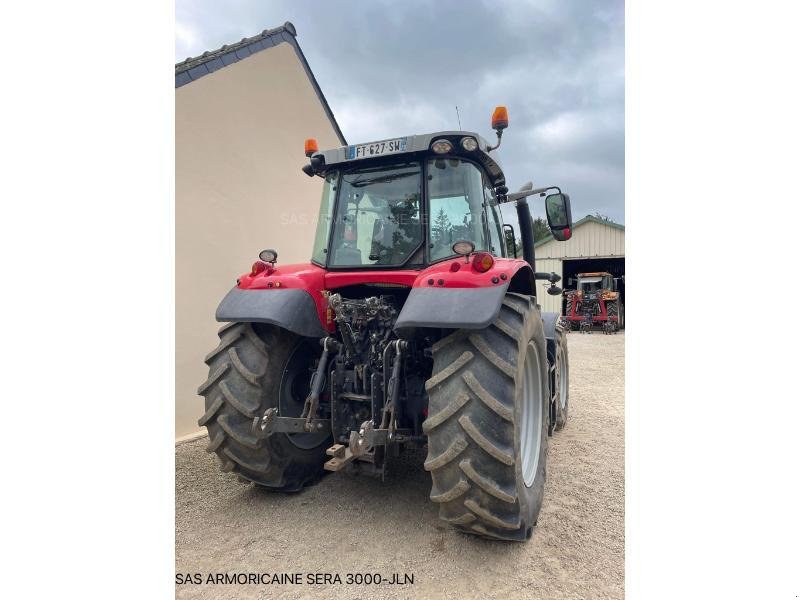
[176,42,342,438]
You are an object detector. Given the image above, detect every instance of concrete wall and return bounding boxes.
[176,42,342,438]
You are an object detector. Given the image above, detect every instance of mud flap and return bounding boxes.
[393,284,510,332]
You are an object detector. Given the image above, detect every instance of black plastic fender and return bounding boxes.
[393,283,510,332]
[215,287,327,338]
[542,310,564,366]
[541,311,560,344]
[541,310,562,435]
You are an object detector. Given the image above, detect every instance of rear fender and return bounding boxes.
[216,262,331,338]
[541,311,564,434]
[394,257,534,332]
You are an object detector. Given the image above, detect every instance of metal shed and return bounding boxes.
[533,215,625,315]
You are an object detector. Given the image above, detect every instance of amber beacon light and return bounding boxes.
[491,106,509,130]
[304,138,319,157]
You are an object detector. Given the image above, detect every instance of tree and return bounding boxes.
[504,217,549,256]
[431,208,452,243]
[533,216,551,241]
[593,212,615,224]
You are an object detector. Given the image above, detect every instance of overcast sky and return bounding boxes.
[177,0,624,224]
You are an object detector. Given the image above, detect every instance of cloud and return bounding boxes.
[174,22,201,60]
[176,0,624,222]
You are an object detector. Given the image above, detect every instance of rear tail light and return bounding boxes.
[472,252,494,273]
[251,260,269,276]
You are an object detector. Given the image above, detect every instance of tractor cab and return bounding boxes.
[306,131,509,270]
[302,107,573,271]
[576,272,615,293]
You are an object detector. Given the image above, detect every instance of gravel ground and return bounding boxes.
[176,331,624,600]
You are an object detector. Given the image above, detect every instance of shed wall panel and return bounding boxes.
[537,220,625,260]
[534,258,563,315]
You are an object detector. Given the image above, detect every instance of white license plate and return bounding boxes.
[348,137,408,160]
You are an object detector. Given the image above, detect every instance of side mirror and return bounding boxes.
[545,193,573,241]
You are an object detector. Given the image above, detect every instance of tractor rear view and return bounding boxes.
[197,107,575,541]
[563,272,624,332]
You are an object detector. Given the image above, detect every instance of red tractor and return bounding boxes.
[198,107,574,541]
[563,272,624,332]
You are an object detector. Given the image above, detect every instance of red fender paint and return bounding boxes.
[235,255,532,333]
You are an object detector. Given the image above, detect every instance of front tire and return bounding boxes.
[197,323,330,491]
[424,293,549,541]
[607,299,622,330]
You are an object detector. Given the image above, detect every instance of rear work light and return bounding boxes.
[452,240,475,256]
[460,136,478,151]
[259,248,278,264]
[431,139,453,154]
[472,252,494,273]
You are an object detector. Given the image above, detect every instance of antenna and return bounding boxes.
[455,105,462,130]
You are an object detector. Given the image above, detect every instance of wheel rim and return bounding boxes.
[279,341,329,450]
[521,341,543,487]
[557,343,568,411]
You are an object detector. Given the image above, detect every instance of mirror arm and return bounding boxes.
[534,271,562,284]
[503,185,561,204]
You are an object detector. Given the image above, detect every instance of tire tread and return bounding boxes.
[424,294,549,541]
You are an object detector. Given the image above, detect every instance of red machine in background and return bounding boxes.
[562,272,624,332]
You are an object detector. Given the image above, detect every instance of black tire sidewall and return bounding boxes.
[254,329,331,483]
[201,323,331,491]
[514,309,550,531]
[555,329,569,429]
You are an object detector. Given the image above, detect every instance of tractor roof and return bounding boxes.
[315,131,507,187]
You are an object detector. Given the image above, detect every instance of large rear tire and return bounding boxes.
[197,323,330,491]
[423,293,549,541]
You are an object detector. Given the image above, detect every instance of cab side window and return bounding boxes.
[427,158,489,261]
[482,176,505,257]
